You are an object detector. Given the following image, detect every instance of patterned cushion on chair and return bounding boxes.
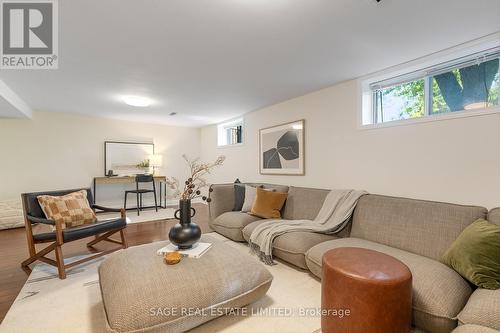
[37,190,97,229]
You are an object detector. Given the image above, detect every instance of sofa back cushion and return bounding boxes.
[282,186,330,220]
[248,183,289,193]
[487,208,500,226]
[350,194,487,261]
[208,184,235,222]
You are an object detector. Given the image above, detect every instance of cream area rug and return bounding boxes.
[0,199,24,230]
[99,207,175,224]
[0,233,323,333]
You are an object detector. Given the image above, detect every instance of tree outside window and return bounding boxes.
[374,58,500,123]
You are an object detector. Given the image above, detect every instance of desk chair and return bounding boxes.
[124,174,158,216]
[21,188,128,279]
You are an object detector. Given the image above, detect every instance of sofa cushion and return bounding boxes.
[457,288,500,331]
[243,220,339,269]
[282,186,330,220]
[350,194,487,261]
[243,219,269,242]
[411,328,428,333]
[453,325,500,333]
[208,184,235,222]
[243,183,289,193]
[211,211,262,242]
[259,183,289,193]
[487,207,500,226]
[305,238,472,333]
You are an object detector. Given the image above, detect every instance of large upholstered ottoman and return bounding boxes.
[99,235,273,333]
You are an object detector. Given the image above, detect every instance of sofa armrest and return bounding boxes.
[208,183,235,223]
[457,288,500,331]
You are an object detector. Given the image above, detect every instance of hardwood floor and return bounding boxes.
[0,203,210,323]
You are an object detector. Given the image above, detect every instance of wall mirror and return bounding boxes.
[104,141,154,176]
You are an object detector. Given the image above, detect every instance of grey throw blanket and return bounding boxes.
[249,189,367,265]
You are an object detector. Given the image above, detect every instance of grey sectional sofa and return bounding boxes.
[209,184,345,268]
[208,183,500,333]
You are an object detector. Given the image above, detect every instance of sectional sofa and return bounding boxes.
[208,183,500,333]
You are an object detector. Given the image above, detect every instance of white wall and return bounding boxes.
[0,112,200,207]
[201,80,500,209]
[2,81,500,210]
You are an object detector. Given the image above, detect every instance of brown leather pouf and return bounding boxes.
[321,247,412,333]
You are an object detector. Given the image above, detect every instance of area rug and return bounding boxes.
[0,233,323,333]
[99,207,176,224]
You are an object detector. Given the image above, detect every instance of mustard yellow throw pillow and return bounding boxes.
[442,219,500,290]
[250,187,288,219]
[37,190,97,230]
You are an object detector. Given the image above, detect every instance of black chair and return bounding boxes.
[124,174,158,216]
[21,188,128,280]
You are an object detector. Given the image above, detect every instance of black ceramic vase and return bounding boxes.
[168,199,201,249]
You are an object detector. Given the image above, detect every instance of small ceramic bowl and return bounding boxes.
[164,252,182,265]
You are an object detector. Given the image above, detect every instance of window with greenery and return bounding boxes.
[371,51,500,124]
[217,118,243,147]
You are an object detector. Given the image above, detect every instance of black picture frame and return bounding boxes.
[104,141,155,176]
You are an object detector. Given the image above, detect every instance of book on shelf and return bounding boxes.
[157,242,212,258]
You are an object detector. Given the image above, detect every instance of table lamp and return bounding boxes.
[149,154,163,176]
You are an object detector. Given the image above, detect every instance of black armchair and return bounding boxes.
[21,188,128,279]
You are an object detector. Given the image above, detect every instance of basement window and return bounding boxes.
[361,46,500,126]
[217,118,243,147]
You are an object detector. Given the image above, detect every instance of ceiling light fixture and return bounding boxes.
[122,95,153,107]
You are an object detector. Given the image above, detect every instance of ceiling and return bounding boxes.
[1,0,500,126]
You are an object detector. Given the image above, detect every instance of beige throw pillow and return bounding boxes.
[37,190,97,230]
[241,186,258,212]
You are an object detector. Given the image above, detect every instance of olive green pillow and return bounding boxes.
[442,219,500,290]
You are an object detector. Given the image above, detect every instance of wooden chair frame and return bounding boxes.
[21,200,128,280]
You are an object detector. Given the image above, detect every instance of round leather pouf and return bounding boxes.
[321,247,412,333]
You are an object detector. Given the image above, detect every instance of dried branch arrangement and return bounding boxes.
[165,155,225,202]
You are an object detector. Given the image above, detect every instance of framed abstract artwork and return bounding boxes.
[259,119,304,175]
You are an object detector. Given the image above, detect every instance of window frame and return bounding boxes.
[359,37,500,130]
[217,117,245,148]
